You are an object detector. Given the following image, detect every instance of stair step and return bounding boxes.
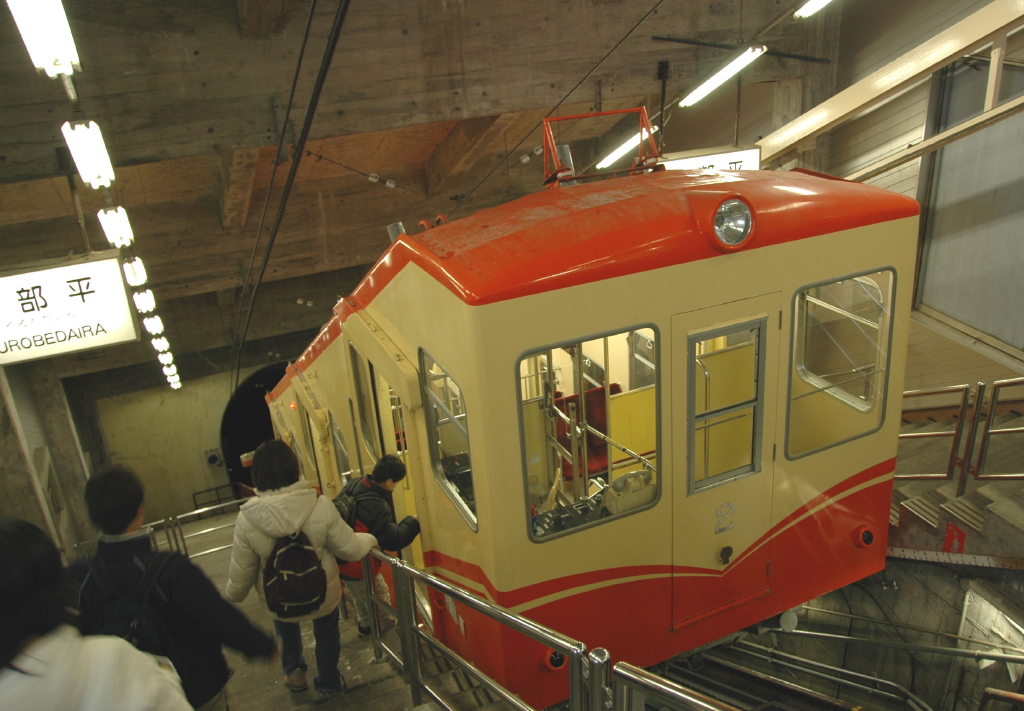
[901,484,957,528]
[987,490,1024,534]
[941,495,986,532]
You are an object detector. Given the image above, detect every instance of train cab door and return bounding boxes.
[670,293,781,632]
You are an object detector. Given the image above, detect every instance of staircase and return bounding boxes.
[889,380,1024,562]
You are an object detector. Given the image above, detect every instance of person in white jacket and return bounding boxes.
[225,439,376,702]
[0,517,191,711]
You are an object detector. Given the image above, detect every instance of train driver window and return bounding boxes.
[787,269,895,458]
[420,351,477,531]
[518,327,659,541]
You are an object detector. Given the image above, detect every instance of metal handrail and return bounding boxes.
[896,383,973,481]
[363,548,587,711]
[978,687,1024,711]
[973,376,1024,481]
[611,662,741,711]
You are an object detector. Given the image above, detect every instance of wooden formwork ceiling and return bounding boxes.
[0,0,834,377]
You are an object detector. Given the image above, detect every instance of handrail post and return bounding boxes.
[176,517,189,557]
[589,649,611,711]
[362,556,384,661]
[569,644,587,711]
[393,559,424,706]
[957,382,987,497]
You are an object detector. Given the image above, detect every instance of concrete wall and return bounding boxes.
[94,366,257,522]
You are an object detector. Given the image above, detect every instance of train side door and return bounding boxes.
[670,293,780,631]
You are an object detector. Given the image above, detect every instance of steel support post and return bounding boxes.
[569,647,586,711]
[394,563,424,706]
[362,556,384,661]
[588,649,611,711]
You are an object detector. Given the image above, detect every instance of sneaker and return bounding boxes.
[284,668,308,693]
[357,625,371,637]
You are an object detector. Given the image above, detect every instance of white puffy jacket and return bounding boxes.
[225,480,376,623]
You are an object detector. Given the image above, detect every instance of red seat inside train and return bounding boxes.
[554,383,621,479]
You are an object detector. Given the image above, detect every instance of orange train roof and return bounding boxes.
[336,168,919,321]
[271,169,918,402]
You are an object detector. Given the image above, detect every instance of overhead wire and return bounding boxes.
[302,148,426,195]
[230,0,320,392]
[231,0,354,391]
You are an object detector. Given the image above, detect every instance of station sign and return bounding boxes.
[661,145,762,172]
[0,254,139,365]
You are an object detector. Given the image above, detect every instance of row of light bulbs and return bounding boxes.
[7,0,181,389]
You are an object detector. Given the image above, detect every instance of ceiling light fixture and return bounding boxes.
[143,315,165,336]
[162,364,177,377]
[97,206,134,248]
[132,290,156,314]
[170,381,182,390]
[61,121,115,189]
[167,374,180,384]
[679,45,767,108]
[794,0,836,18]
[158,352,174,365]
[122,257,147,287]
[6,0,80,78]
[596,126,659,170]
[151,337,169,352]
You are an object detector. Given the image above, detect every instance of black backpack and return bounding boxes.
[87,552,176,657]
[332,488,359,529]
[263,530,328,618]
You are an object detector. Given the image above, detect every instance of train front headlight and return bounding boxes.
[713,199,752,246]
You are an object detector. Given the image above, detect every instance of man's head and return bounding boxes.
[85,464,145,535]
[371,454,406,492]
[0,518,66,668]
[251,439,301,491]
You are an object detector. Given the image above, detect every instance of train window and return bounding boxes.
[329,411,352,482]
[688,321,766,493]
[518,326,659,541]
[787,269,895,458]
[349,344,381,460]
[419,351,476,530]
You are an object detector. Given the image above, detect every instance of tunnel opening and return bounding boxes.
[220,362,287,491]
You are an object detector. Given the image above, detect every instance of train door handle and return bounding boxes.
[720,546,733,565]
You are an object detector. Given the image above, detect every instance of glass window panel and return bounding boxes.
[420,351,476,530]
[329,411,351,481]
[788,270,894,458]
[688,322,763,493]
[349,344,380,460]
[519,327,659,540]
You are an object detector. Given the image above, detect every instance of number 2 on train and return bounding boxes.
[715,502,735,534]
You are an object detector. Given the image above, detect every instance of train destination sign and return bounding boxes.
[0,255,138,365]
[661,146,762,172]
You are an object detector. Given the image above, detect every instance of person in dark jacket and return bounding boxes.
[77,464,278,711]
[338,454,421,636]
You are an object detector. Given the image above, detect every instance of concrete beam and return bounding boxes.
[218,148,261,228]
[237,0,290,39]
[758,0,1024,163]
[425,114,519,196]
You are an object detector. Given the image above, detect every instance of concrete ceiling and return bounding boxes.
[0,0,838,385]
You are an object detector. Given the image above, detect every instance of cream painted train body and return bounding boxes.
[267,163,919,707]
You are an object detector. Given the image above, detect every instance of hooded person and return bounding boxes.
[224,439,376,702]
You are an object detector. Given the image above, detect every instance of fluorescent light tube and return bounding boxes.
[679,46,767,108]
[143,316,165,336]
[794,0,836,18]
[167,374,181,384]
[596,126,659,170]
[151,337,170,352]
[162,364,177,377]
[97,206,134,248]
[7,0,81,77]
[123,258,147,287]
[158,352,174,365]
[170,382,182,390]
[133,289,156,314]
[61,121,115,189]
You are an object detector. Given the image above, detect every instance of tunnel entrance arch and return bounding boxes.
[220,362,287,490]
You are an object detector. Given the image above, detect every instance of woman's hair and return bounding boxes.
[251,439,301,491]
[0,518,65,670]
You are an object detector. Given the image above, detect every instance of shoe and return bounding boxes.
[357,625,371,637]
[313,676,346,705]
[284,668,308,693]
